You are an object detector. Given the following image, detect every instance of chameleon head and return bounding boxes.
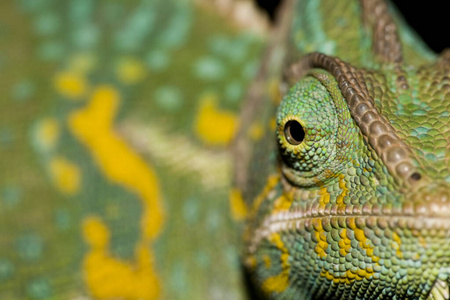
[245,53,450,299]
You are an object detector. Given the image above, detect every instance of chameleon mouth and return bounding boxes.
[247,201,450,255]
[247,179,450,254]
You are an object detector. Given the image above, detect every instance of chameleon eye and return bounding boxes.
[284,120,305,145]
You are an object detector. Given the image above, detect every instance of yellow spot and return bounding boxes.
[336,175,348,209]
[83,216,109,248]
[69,85,164,239]
[338,229,351,257]
[54,71,88,99]
[194,94,238,146]
[312,218,328,259]
[392,232,403,258]
[262,270,289,293]
[36,118,60,150]
[49,156,81,195]
[321,264,376,284]
[248,121,264,141]
[229,188,248,221]
[116,57,146,85]
[273,192,294,214]
[347,218,378,262]
[82,217,160,300]
[69,85,164,298]
[321,270,354,284]
[318,187,330,205]
[261,233,290,293]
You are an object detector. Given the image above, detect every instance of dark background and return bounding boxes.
[255,0,448,54]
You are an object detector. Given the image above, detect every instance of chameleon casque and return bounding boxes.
[0,0,449,300]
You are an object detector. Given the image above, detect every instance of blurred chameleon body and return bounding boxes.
[0,0,265,299]
[0,0,449,300]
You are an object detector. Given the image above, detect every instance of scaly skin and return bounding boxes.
[1,0,448,299]
[0,0,265,299]
[239,0,450,299]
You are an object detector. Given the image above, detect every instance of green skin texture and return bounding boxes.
[242,0,450,299]
[0,0,263,299]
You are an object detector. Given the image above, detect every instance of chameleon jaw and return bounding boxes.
[247,211,450,256]
[247,176,450,253]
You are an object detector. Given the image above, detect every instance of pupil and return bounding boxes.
[285,120,305,145]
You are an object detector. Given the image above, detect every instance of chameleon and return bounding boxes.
[0,1,448,300]
[237,0,450,299]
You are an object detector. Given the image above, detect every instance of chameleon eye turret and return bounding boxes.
[275,71,363,188]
